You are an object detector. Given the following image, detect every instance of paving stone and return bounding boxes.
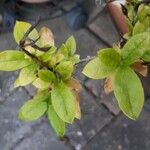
[144,98,150,111]
[24,85,37,97]
[84,79,120,115]
[0,32,16,50]
[100,94,120,115]
[76,87,113,141]
[66,122,86,150]
[15,120,72,150]
[0,88,33,150]
[83,110,150,150]
[84,79,104,97]
[0,71,18,102]
[82,0,106,22]
[88,8,120,46]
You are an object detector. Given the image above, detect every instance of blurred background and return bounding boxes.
[0,0,150,150]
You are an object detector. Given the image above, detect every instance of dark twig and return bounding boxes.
[22,47,53,71]
[20,16,41,45]
[31,45,51,52]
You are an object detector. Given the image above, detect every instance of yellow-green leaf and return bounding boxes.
[47,105,65,137]
[98,48,121,68]
[65,36,76,56]
[32,78,50,90]
[55,61,73,80]
[133,21,146,35]
[114,67,144,120]
[18,91,50,121]
[83,57,116,79]
[0,50,31,71]
[122,32,150,65]
[13,21,39,44]
[51,81,76,123]
[14,64,38,87]
[38,70,56,83]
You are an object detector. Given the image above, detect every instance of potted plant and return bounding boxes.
[0,0,149,137]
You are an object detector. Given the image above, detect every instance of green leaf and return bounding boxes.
[126,18,133,33]
[128,5,134,21]
[0,50,31,71]
[47,105,65,137]
[13,21,39,44]
[14,64,38,87]
[65,36,76,56]
[83,57,117,79]
[51,81,76,123]
[142,17,150,29]
[32,78,50,90]
[55,61,73,80]
[18,91,50,121]
[98,48,121,68]
[41,46,56,62]
[138,4,150,21]
[59,44,68,58]
[114,67,144,120]
[122,32,150,65]
[142,50,150,62]
[38,70,56,83]
[133,21,146,35]
[50,53,64,67]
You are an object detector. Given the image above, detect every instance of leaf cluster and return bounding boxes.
[0,21,81,137]
[123,1,150,39]
[83,31,150,120]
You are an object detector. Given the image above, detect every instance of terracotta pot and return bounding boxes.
[106,0,128,34]
[21,0,49,3]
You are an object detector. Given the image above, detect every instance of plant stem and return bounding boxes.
[22,47,53,71]
[77,56,95,64]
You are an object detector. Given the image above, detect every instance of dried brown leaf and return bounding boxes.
[39,27,54,47]
[133,61,148,77]
[67,78,82,92]
[104,77,113,95]
[73,91,81,120]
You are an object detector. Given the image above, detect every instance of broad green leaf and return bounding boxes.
[83,57,116,79]
[13,21,39,44]
[126,18,133,33]
[142,17,150,29]
[142,50,150,62]
[98,48,121,68]
[65,36,76,56]
[133,21,146,35]
[59,44,68,58]
[0,50,31,71]
[128,5,134,21]
[50,53,64,67]
[41,46,56,62]
[18,91,50,121]
[138,4,150,21]
[55,61,73,80]
[14,64,38,87]
[114,67,144,120]
[38,70,56,83]
[47,105,65,137]
[39,27,55,47]
[32,78,50,90]
[122,32,150,65]
[51,81,76,123]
